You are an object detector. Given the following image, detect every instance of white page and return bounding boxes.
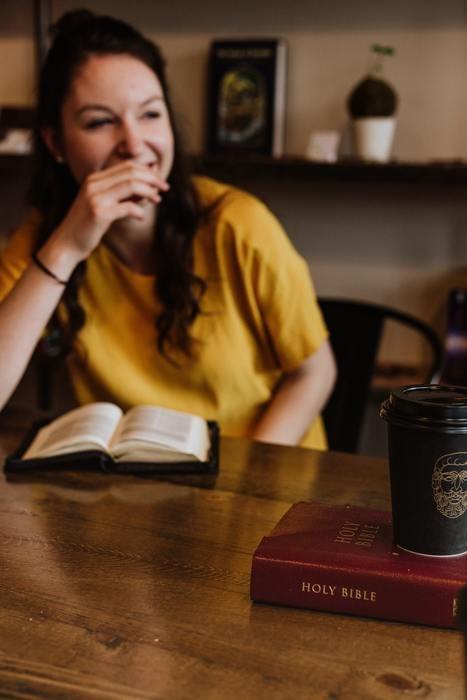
[23,403,123,459]
[110,405,210,462]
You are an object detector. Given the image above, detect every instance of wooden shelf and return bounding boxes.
[3,153,467,185]
[0,153,33,174]
[193,154,467,184]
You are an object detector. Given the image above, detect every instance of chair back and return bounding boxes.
[319,298,442,453]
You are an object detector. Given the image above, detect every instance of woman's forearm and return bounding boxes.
[251,340,336,447]
[0,256,74,410]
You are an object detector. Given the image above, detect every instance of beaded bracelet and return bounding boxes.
[31,253,68,286]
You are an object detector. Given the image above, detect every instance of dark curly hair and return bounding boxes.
[30,9,206,361]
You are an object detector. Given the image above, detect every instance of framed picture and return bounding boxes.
[206,38,288,158]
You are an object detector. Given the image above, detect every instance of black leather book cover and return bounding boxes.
[4,418,219,475]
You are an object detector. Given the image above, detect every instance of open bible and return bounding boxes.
[6,403,219,474]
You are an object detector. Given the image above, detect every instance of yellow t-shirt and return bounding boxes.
[0,176,328,449]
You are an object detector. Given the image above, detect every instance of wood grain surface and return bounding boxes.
[0,421,464,700]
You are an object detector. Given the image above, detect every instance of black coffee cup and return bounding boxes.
[380,385,467,556]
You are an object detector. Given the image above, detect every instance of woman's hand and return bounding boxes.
[58,161,168,256]
[38,161,169,278]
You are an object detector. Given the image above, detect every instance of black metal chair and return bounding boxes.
[319,298,443,454]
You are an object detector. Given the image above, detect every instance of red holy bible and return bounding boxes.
[250,502,467,628]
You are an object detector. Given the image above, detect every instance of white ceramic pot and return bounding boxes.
[352,117,396,162]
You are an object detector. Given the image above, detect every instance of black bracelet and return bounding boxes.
[31,252,68,286]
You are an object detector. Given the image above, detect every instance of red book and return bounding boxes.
[250,502,467,629]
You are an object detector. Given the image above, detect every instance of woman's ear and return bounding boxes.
[41,127,64,163]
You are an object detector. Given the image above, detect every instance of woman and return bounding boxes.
[0,10,335,448]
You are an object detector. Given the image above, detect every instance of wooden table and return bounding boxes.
[0,420,464,699]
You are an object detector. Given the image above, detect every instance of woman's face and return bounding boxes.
[52,53,174,184]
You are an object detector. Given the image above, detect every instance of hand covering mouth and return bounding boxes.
[119,160,160,203]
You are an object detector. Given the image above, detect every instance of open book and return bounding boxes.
[7,403,219,474]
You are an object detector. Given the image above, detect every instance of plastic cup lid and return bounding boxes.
[380,384,467,431]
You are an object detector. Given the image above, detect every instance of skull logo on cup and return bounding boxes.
[432,452,467,519]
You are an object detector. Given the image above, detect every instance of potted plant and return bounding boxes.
[347,44,398,162]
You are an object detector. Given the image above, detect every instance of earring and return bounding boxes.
[56,155,64,164]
